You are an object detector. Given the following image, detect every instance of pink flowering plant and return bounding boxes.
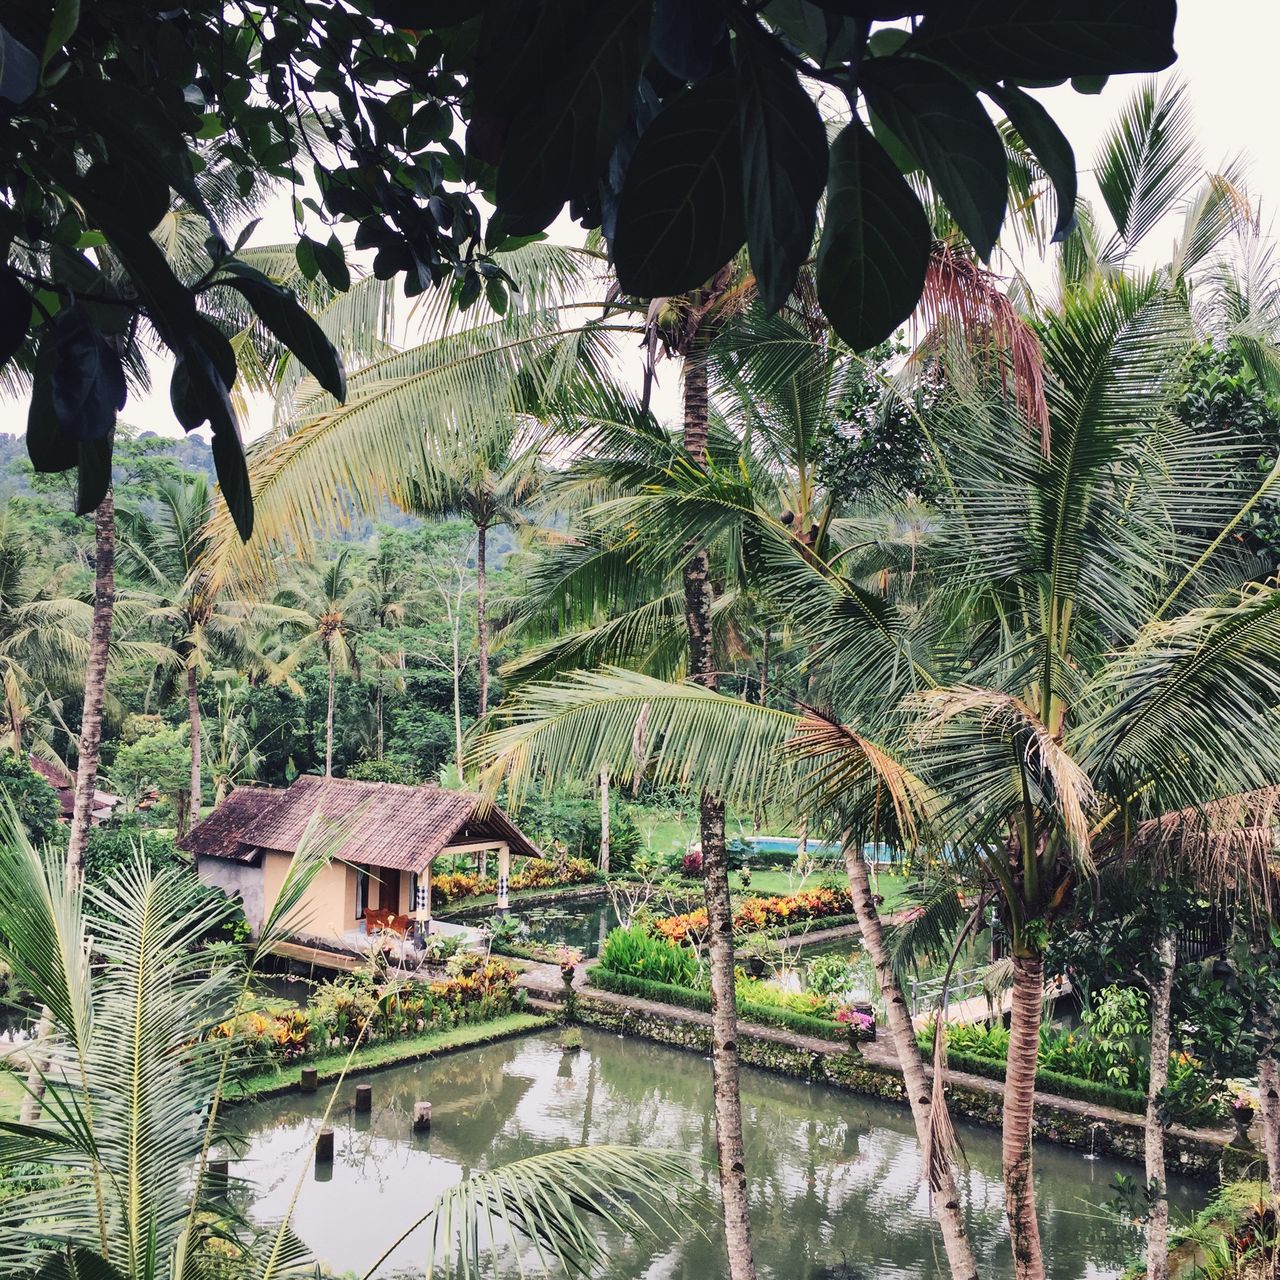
[836,1006,876,1041]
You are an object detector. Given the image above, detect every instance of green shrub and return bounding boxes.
[84,820,185,883]
[346,759,420,784]
[0,754,62,846]
[588,967,847,1041]
[735,975,839,1020]
[806,953,859,1000]
[600,924,704,987]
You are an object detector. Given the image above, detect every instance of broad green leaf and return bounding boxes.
[211,265,347,402]
[0,25,38,104]
[211,431,254,541]
[860,55,1007,260]
[613,72,745,299]
[989,83,1078,242]
[40,0,79,71]
[76,436,112,515]
[295,235,320,282]
[0,265,31,368]
[26,336,77,473]
[903,1,1177,80]
[734,30,827,314]
[50,306,126,442]
[815,119,930,352]
[315,235,351,292]
[496,0,650,236]
[651,0,725,79]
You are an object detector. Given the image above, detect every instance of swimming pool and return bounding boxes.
[741,836,897,863]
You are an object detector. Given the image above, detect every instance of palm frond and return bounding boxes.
[473,668,799,816]
[409,1146,702,1280]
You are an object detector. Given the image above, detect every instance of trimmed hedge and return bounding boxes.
[943,1048,1150,1115]
[588,965,869,1043]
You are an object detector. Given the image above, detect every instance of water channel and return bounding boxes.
[228,1027,1197,1278]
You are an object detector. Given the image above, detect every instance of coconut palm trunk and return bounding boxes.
[842,843,979,1279]
[1004,953,1046,1280]
[1144,928,1176,1280]
[186,663,201,831]
[324,645,336,777]
[22,489,116,1124]
[476,522,489,716]
[682,315,757,1280]
[1258,1054,1280,1199]
[599,765,610,874]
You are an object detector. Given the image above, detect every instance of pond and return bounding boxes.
[227,1028,1198,1278]
[516,896,619,957]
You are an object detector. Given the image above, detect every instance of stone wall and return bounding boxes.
[573,995,1251,1180]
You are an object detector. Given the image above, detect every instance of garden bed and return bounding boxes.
[228,1012,551,1101]
[588,965,873,1043]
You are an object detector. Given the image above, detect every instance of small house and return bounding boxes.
[29,755,120,825]
[179,775,543,945]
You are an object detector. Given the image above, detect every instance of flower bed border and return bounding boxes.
[588,965,873,1042]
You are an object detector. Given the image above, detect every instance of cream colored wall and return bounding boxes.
[262,850,356,942]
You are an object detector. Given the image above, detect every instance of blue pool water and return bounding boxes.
[743,836,897,863]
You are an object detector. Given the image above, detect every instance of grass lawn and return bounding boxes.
[231,1011,550,1101]
[0,1069,23,1121]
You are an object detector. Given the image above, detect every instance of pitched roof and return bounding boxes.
[180,775,543,873]
[179,785,288,862]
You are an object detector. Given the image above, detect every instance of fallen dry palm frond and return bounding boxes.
[913,241,1050,453]
[1117,785,1280,912]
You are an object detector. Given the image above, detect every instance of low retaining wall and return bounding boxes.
[571,994,1250,1180]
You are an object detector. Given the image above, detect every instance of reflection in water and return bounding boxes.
[520,898,618,957]
[229,1029,1199,1279]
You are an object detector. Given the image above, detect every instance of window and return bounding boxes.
[356,869,369,919]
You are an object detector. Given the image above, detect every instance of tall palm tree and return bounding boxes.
[118,473,271,823]
[362,539,411,761]
[404,426,541,714]
[490,308,981,1279]
[273,548,367,777]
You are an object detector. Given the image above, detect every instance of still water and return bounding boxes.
[228,1028,1197,1278]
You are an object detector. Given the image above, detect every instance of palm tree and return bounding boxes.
[273,548,368,777]
[362,539,411,761]
[205,678,263,805]
[404,427,540,715]
[118,473,271,823]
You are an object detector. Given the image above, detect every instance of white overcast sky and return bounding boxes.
[3,1,1278,445]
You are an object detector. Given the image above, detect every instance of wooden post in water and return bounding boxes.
[413,1101,432,1133]
[355,1083,372,1113]
[315,1128,335,1163]
[300,1067,318,1093]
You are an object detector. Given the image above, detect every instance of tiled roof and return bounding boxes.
[178,786,287,861]
[182,775,542,873]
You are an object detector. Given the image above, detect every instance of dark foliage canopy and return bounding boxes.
[1,2,1176,530]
